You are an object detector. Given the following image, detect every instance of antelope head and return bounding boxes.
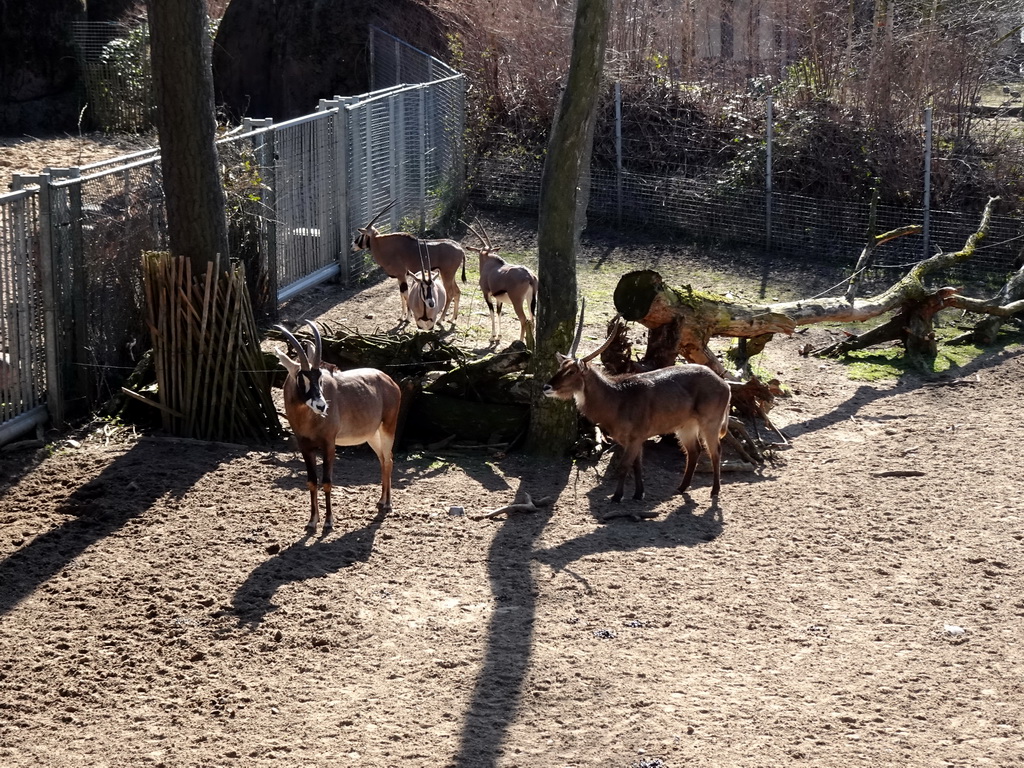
[352,198,398,252]
[543,299,617,401]
[462,219,499,258]
[275,320,329,417]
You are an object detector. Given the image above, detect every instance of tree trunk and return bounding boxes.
[954,260,1024,346]
[612,198,1020,371]
[143,0,278,442]
[525,0,611,456]
[147,0,229,271]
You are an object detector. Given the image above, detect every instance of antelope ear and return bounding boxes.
[274,346,300,376]
[407,269,417,279]
[555,353,570,364]
[430,268,441,277]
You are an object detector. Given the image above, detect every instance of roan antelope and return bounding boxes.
[405,268,447,330]
[352,199,466,324]
[275,320,401,533]
[543,304,732,502]
[463,219,538,346]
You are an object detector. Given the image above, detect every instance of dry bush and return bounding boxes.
[435,0,1021,211]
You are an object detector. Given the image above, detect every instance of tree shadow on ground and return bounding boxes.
[450,459,568,768]
[0,438,228,619]
[449,447,730,767]
[781,345,1024,440]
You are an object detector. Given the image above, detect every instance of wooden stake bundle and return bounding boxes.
[142,251,279,442]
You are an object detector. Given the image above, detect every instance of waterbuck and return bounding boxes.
[275,320,401,533]
[352,200,466,323]
[543,305,732,501]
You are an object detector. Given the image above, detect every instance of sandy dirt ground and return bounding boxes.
[1,133,154,189]
[1,136,1023,768]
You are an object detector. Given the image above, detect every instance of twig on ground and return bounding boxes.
[471,493,554,521]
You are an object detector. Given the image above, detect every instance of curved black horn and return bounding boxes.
[569,298,586,358]
[460,219,488,250]
[365,198,398,229]
[303,320,323,368]
[475,218,493,250]
[274,324,311,370]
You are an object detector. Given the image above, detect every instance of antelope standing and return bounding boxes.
[543,304,732,501]
[405,268,447,330]
[352,200,466,323]
[463,220,538,346]
[275,320,401,533]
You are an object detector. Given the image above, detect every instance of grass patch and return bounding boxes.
[842,347,909,381]
[838,324,1022,381]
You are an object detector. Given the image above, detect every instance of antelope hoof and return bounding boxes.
[322,520,334,534]
[632,491,645,501]
[377,501,392,513]
[610,492,623,503]
[305,522,317,534]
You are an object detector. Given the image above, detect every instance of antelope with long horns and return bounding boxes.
[463,219,538,346]
[543,303,732,502]
[352,199,466,324]
[275,320,402,533]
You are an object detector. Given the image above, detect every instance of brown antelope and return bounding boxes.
[543,304,732,502]
[275,320,402,533]
[463,220,538,346]
[405,268,447,330]
[352,200,466,323]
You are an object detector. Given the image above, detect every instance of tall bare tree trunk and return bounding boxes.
[524,0,610,455]
[142,0,277,442]
[148,0,229,271]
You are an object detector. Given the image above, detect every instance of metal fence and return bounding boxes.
[0,190,48,444]
[470,86,1024,289]
[0,27,465,445]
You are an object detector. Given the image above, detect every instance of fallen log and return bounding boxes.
[612,197,1020,371]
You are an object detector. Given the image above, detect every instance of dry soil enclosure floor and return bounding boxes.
[1,136,1023,767]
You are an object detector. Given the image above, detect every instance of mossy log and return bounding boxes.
[612,197,1019,371]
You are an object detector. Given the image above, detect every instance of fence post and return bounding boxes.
[615,80,623,227]
[65,170,91,407]
[922,106,933,258]
[765,93,773,251]
[32,173,65,428]
[389,93,400,228]
[369,27,377,91]
[419,86,427,231]
[339,100,355,286]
